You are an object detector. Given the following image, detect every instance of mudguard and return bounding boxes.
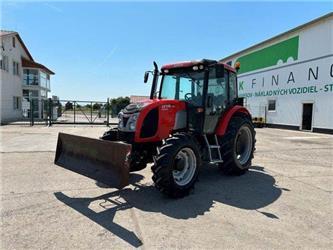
[215,105,251,136]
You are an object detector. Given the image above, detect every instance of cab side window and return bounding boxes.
[206,68,227,114]
[229,72,237,101]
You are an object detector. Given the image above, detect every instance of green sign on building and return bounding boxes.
[236,36,299,74]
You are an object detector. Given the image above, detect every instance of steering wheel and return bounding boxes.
[185,93,193,101]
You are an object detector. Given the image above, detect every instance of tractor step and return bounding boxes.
[204,134,223,164]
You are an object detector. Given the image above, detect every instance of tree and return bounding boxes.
[110,96,130,116]
[65,101,73,110]
[117,97,130,110]
[93,103,102,110]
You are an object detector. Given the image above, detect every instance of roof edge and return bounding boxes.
[220,12,333,62]
[22,57,55,75]
[15,34,34,61]
[1,31,34,61]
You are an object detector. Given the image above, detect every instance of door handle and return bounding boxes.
[207,95,213,107]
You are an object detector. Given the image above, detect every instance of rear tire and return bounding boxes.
[152,133,201,198]
[219,115,255,175]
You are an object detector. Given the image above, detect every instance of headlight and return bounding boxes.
[129,121,136,130]
[131,113,138,122]
[118,121,124,128]
[118,112,123,128]
[118,112,139,131]
[128,113,138,131]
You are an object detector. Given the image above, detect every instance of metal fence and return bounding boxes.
[13,97,50,126]
[52,100,111,125]
[9,98,118,126]
[7,98,267,127]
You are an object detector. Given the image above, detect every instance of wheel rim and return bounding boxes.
[235,126,253,165]
[172,147,197,186]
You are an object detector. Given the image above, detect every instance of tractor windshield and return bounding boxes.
[159,71,205,106]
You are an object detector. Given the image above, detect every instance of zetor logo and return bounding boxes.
[161,104,175,110]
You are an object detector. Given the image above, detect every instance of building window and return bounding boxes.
[13,61,20,76]
[12,37,16,47]
[31,90,39,97]
[40,71,50,89]
[22,90,39,100]
[0,55,9,71]
[13,96,21,110]
[23,69,39,85]
[41,89,47,98]
[268,99,276,111]
[23,89,29,99]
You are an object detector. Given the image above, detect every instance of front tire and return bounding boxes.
[128,149,147,172]
[219,115,255,175]
[152,133,201,198]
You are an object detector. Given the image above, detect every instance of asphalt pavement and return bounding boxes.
[1,125,332,249]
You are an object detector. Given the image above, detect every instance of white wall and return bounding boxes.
[240,56,333,129]
[224,16,333,130]
[0,34,33,123]
[1,35,23,123]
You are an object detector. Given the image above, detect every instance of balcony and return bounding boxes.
[21,57,54,91]
[23,68,50,90]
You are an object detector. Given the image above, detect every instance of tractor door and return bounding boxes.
[203,67,229,134]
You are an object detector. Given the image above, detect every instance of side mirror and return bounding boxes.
[144,71,149,83]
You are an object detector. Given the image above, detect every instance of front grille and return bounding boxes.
[140,108,158,138]
[118,131,134,143]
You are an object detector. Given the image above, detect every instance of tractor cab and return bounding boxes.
[146,59,240,134]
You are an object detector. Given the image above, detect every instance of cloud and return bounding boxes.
[43,2,63,13]
[87,45,118,76]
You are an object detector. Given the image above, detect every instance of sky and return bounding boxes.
[1,1,332,101]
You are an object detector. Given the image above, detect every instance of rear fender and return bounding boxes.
[215,105,251,136]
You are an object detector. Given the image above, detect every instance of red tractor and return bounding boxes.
[55,59,256,198]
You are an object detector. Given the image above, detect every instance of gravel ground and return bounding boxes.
[1,125,332,249]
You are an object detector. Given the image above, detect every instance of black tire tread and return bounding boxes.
[151,133,201,198]
[219,114,256,175]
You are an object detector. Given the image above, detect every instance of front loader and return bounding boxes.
[55,59,256,197]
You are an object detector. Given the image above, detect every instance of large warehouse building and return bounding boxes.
[221,13,333,134]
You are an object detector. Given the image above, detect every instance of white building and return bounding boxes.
[130,95,149,103]
[0,31,54,124]
[221,13,333,134]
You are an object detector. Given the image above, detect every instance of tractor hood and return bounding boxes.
[120,99,187,143]
[122,99,160,114]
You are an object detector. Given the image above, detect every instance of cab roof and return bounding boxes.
[161,59,236,73]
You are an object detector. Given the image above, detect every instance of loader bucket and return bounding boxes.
[54,133,131,189]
